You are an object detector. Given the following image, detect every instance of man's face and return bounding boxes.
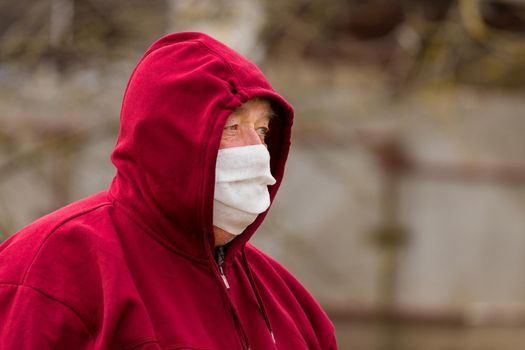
[219,98,274,149]
[213,98,274,247]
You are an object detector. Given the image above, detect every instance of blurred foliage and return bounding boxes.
[0,0,525,87]
[0,0,167,70]
[1,0,525,83]
[260,0,525,88]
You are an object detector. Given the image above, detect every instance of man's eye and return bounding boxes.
[224,124,238,131]
[257,127,269,136]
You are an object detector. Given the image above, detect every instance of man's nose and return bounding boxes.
[240,127,263,146]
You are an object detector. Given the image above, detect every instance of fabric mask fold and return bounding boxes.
[213,144,276,235]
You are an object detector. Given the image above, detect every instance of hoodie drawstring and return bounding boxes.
[241,247,277,345]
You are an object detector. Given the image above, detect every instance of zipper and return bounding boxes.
[215,246,250,349]
[217,246,230,289]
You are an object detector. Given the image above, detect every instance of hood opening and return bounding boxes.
[108,32,294,262]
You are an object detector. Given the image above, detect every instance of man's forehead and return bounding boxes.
[228,99,276,120]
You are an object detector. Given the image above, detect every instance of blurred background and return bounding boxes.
[2,0,525,348]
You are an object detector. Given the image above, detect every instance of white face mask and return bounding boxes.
[213,144,276,235]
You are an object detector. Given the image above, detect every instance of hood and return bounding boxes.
[108,32,294,262]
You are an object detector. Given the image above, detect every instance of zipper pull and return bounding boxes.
[219,265,230,289]
[217,246,230,289]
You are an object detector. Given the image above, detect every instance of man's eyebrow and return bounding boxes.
[231,106,277,120]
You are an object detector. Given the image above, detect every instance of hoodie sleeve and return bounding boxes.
[0,283,93,350]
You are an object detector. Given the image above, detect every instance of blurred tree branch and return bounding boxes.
[260,0,525,88]
[0,0,167,70]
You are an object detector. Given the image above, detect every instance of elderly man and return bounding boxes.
[0,32,337,349]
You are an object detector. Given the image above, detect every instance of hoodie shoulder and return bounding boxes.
[0,192,111,277]
[0,192,114,329]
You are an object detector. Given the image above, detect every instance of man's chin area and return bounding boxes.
[213,226,237,247]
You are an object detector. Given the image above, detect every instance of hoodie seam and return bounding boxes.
[197,98,230,252]
[194,40,245,91]
[20,202,112,285]
[14,202,111,336]
[0,282,95,339]
[143,38,244,94]
[198,123,214,251]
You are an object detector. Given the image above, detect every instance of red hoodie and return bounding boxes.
[0,32,337,350]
